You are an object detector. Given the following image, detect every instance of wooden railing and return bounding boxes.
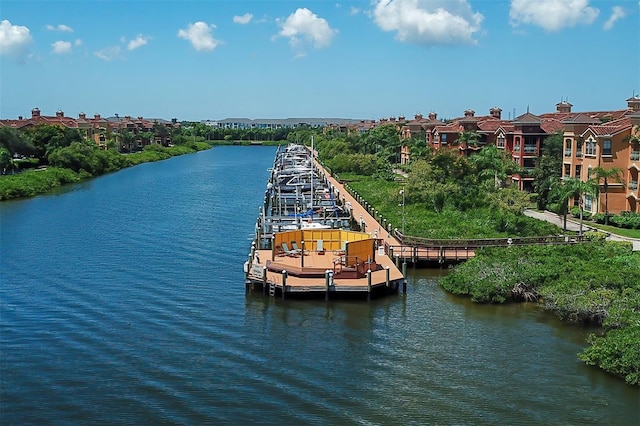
[393,231,585,248]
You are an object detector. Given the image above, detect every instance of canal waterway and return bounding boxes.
[1,146,638,425]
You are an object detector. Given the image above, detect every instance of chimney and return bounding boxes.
[31,108,41,118]
[415,113,423,120]
[18,116,23,120]
[556,100,572,113]
[78,113,86,119]
[489,107,502,119]
[627,95,640,111]
[428,112,437,120]
[56,110,64,118]
[94,114,101,119]
[464,109,475,117]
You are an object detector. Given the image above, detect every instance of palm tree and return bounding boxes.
[456,130,481,153]
[552,177,600,235]
[120,130,136,153]
[589,166,625,225]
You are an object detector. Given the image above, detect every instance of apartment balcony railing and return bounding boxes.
[631,151,640,161]
[564,149,572,157]
[524,145,538,154]
[576,150,582,158]
[630,181,638,191]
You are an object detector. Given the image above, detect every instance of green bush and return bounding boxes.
[610,212,640,229]
[0,167,81,200]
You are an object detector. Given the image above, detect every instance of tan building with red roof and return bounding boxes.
[562,96,640,214]
[1,108,180,150]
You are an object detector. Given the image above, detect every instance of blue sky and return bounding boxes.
[1,0,638,121]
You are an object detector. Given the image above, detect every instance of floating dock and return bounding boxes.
[245,143,405,299]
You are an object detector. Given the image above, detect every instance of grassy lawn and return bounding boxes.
[338,172,562,239]
[584,222,640,239]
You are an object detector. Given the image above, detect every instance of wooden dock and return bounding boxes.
[245,152,407,299]
[245,241,406,299]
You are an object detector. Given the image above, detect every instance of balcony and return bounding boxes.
[576,150,582,158]
[630,181,638,191]
[564,148,572,157]
[631,151,640,161]
[523,145,538,155]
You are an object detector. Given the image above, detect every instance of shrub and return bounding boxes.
[610,212,640,229]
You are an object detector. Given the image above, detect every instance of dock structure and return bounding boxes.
[245,143,406,300]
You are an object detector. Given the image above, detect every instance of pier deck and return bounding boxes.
[246,246,405,297]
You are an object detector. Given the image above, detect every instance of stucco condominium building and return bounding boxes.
[394,96,640,214]
[0,108,179,149]
[561,102,640,214]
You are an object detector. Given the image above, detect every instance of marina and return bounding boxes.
[245,143,406,299]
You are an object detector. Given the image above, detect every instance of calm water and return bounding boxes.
[1,146,638,425]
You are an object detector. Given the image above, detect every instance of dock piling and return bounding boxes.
[325,270,331,301]
[281,270,287,300]
[367,269,372,301]
[262,266,267,296]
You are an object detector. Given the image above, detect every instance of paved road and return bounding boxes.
[524,209,640,251]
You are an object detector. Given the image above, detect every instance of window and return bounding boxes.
[564,138,572,157]
[497,134,505,148]
[441,134,447,143]
[585,138,597,156]
[575,165,581,178]
[584,194,592,212]
[563,164,571,178]
[602,139,611,156]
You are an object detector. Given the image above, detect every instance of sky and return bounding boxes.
[1,0,639,122]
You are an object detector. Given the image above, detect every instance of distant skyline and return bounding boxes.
[1,0,639,121]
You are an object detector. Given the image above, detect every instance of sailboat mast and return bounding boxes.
[310,135,314,221]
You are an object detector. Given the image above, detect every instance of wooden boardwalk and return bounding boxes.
[246,245,406,299]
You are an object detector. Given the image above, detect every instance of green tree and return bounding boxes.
[533,133,563,210]
[0,127,35,157]
[153,122,170,146]
[469,145,519,190]
[25,123,66,161]
[120,130,136,153]
[589,166,625,225]
[361,123,401,162]
[0,147,14,174]
[552,177,600,235]
[456,130,481,151]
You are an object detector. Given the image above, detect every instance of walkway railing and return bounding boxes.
[394,231,585,248]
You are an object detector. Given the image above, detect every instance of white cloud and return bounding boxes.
[0,20,33,57]
[233,13,253,24]
[372,0,484,45]
[350,6,361,16]
[274,8,338,52]
[46,24,73,32]
[603,6,625,30]
[510,0,599,32]
[127,34,150,50]
[51,40,72,54]
[74,39,82,46]
[94,45,121,61]
[178,22,220,51]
